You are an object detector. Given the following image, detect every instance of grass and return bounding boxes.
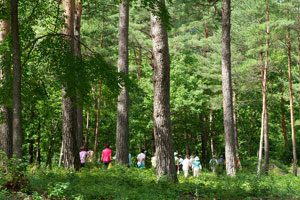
[1,158,300,199]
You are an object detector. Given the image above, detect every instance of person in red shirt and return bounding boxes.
[101,143,112,168]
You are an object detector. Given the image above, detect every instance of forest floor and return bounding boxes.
[1,158,300,200]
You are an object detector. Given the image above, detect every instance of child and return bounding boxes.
[182,155,191,178]
[193,156,201,177]
[79,146,88,168]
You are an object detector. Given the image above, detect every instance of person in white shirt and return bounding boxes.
[182,155,191,178]
[137,149,146,168]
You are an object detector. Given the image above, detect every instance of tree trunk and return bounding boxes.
[84,107,90,149]
[29,105,35,163]
[209,109,215,157]
[0,19,12,159]
[221,0,236,176]
[94,80,102,154]
[62,0,80,170]
[46,123,58,167]
[263,0,269,174]
[151,0,177,182]
[59,142,63,167]
[286,5,297,176]
[11,0,22,159]
[184,111,190,155]
[74,0,83,150]
[203,25,209,58]
[202,116,208,168]
[233,91,239,157]
[280,87,288,148]
[257,52,264,177]
[298,32,300,74]
[36,121,41,165]
[116,0,130,166]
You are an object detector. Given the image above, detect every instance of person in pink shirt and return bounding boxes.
[79,146,88,168]
[101,143,112,168]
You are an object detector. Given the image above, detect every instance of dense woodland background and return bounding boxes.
[0,0,300,179]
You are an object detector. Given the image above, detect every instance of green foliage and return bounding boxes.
[1,160,299,199]
[0,152,30,196]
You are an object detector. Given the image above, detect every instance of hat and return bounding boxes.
[195,156,199,161]
[141,149,147,153]
[212,155,216,158]
[174,152,178,156]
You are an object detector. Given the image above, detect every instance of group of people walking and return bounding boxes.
[79,144,112,168]
[175,153,202,178]
[79,144,240,176]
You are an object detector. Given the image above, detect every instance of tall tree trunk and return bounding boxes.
[46,123,58,167]
[116,0,129,166]
[84,107,90,149]
[233,91,239,157]
[59,142,63,167]
[62,0,80,170]
[184,111,190,155]
[151,0,177,182]
[36,121,41,165]
[29,105,35,163]
[11,0,22,158]
[298,32,300,74]
[286,5,297,176]
[94,80,102,154]
[100,7,105,48]
[74,0,83,150]
[263,0,269,174]
[202,116,208,168]
[0,19,12,159]
[203,25,209,58]
[209,109,215,157]
[280,87,288,148]
[257,52,264,177]
[221,0,236,176]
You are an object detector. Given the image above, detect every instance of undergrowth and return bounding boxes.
[1,157,300,200]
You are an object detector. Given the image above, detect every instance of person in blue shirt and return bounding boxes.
[193,156,202,177]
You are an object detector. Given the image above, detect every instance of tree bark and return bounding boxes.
[286,5,297,176]
[202,116,208,168]
[221,0,236,176]
[116,0,130,166]
[184,111,190,155]
[62,0,80,170]
[203,25,209,58]
[28,105,35,163]
[280,87,288,148]
[11,0,22,158]
[298,32,300,74]
[36,121,41,165]
[0,19,12,159]
[209,109,215,157]
[263,0,269,174]
[151,0,177,182]
[94,80,102,154]
[74,0,83,150]
[257,52,264,177]
[233,91,239,157]
[84,107,90,149]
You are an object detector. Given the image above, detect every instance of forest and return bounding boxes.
[1,0,300,199]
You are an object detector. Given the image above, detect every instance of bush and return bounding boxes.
[0,152,30,193]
